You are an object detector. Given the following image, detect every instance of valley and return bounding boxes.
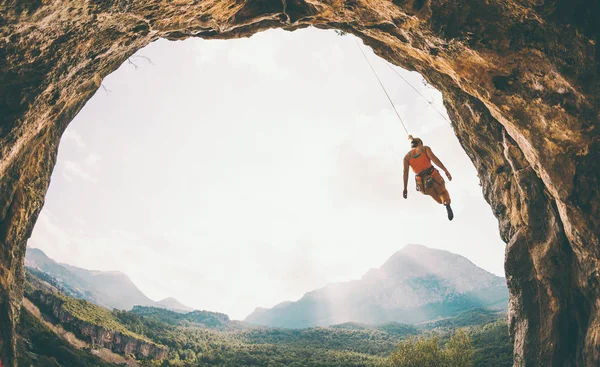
[19,246,512,366]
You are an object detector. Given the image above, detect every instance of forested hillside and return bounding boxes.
[19,262,512,367]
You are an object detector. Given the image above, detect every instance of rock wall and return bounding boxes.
[0,1,598,366]
[29,290,168,360]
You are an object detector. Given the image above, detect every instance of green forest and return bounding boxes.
[18,304,512,366]
[18,272,513,367]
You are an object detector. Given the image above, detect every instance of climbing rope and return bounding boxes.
[383,62,451,124]
[354,38,410,135]
[354,37,452,133]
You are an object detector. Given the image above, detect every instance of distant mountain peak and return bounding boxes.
[159,297,178,302]
[25,246,194,313]
[394,244,454,259]
[25,247,54,267]
[400,243,429,252]
[245,244,508,328]
[156,297,193,312]
[27,247,47,256]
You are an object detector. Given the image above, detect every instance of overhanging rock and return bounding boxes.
[1,1,598,366]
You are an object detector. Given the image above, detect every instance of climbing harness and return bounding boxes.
[415,166,435,194]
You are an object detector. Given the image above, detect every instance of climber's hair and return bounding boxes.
[408,135,423,147]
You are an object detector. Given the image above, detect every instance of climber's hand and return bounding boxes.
[403,189,408,199]
[445,170,452,181]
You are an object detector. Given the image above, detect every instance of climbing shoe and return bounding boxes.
[445,204,454,221]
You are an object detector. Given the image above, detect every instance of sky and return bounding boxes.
[28,27,506,320]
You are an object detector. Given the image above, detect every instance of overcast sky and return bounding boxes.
[28,28,506,320]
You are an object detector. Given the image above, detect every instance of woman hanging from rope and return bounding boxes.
[353,38,454,220]
[402,136,454,221]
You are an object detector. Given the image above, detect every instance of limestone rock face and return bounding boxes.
[29,290,168,360]
[0,1,598,366]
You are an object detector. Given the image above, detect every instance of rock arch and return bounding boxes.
[0,1,598,366]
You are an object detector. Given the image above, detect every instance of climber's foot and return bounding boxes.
[445,203,454,221]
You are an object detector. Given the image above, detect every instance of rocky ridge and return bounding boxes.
[0,1,598,366]
[27,289,168,360]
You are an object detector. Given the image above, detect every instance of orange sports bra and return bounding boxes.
[408,147,432,174]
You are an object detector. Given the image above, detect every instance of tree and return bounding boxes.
[389,329,474,367]
[444,329,474,366]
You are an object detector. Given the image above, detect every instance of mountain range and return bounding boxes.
[24,247,192,312]
[26,244,508,329]
[245,244,508,328]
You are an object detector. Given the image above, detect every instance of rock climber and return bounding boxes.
[402,136,454,220]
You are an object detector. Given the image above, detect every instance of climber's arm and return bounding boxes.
[425,146,452,181]
[403,153,410,198]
